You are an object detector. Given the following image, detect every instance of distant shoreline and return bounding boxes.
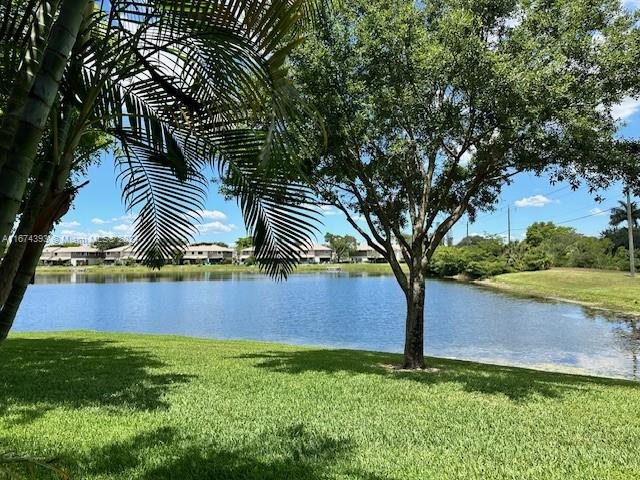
[479,268,640,317]
[35,262,402,276]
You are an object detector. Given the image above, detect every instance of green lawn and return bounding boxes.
[1,332,639,479]
[484,268,640,316]
[35,262,399,276]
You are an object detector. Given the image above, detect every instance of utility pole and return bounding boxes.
[627,189,636,277]
[507,206,511,244]
[466,220,469,239]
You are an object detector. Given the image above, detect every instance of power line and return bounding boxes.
[493,206,615,236]
[471,185,575,222]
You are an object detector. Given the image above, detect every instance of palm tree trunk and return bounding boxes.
[0,0,59,172]
[0,0,88,251]
[0,237,45,342]
[0,185,76,342]
[0,154,57,306]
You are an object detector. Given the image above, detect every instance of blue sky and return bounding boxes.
[53,4,640,247]
[54,100,639,247]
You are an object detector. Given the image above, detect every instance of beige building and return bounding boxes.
[350,243,404,263]
[237,244,333,264]
[182,245,234,265]
[300,244,333,264]
[237,246,255,264]
[39,246,104,266]
[104,245,139,264]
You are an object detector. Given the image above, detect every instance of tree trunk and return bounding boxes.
[0,238,45,342]
[403,271,426,369]
[0,0,87,250]
[0,154,57,306]
[0,0,58,172]
[0,187,75,343]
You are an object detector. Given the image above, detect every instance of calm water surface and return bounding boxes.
[14,272,640,379]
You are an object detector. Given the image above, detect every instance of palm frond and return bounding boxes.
[210,127,321,278]
[65,0,327,273]
[115,124,208,268]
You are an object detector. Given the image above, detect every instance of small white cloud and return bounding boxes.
[590,208,607,217]
[192,209,227,220]
[113,223,133,232]
[198,222,236,234]
[319,205,338,216]
[59,220,80,228]
[301,204,340,216]
[611,97,640,121]
[515,195,553,208]
[91,218,107,225]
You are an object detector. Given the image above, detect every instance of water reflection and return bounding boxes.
[18,272,640,380]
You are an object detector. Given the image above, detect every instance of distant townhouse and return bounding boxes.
[182,244,234,265]
[39,246,104,266]
[39,246,62,266]
[349,243,404,263]
[104,245,139,265]
[350,244,385,263]
[300,244,333,264]
[237,244,334,264]
[238,247,255,264]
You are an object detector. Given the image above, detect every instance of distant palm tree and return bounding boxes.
[609,200,640,228]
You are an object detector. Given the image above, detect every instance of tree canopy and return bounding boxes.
[92,237,128,252]
[324,233,357,262]
[290,0,640,368]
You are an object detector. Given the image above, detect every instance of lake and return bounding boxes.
[14,271,640,379]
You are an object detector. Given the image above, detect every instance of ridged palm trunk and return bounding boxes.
[0,0,58,172]
[0,154,57,306]
[0,183,75,342]
[403,266,426,369]
[0,0,87,250]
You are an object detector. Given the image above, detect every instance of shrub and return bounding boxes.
[464,259,510,279]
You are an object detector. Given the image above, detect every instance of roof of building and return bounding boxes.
[105,245,134,253]
[186,245,234,253]
[56,246,101,253]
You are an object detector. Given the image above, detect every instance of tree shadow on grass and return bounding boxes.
[234,349,639,402]
[80,424,391,480]
[0,337,194,424]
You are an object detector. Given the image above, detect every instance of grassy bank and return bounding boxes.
[2,332,640,479]
[484,268,640,316]
[35,262,399,276]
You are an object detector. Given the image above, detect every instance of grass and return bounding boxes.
[484,268,640,316]
[35,262,400,276]
[1,331,639,479]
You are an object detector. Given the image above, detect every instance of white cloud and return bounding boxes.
[623,0,640,11]
[113,223,133,233]
[611,97,640,121]
[301,203,340,216]
[191,209,227,220]
[91,218,107,225]
[590,208,607,217]
[59,220,80,228]
[198,221,236,234]
[515,195,553,208]
[319,205,339,216]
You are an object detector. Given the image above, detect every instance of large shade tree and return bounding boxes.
[0,0,330,341]
[291,0,640,368]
